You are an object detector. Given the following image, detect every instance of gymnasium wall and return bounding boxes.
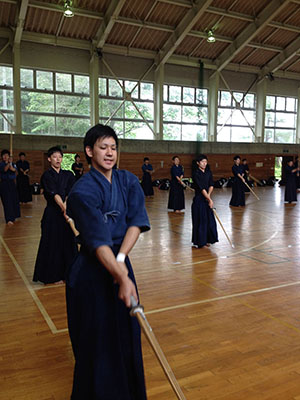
[5,145,296,185]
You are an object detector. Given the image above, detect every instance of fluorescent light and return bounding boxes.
[64,0,74,18]
[207,30,216,43]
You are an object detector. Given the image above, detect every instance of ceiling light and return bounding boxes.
[64,0,74,18]
[207,30,216,43]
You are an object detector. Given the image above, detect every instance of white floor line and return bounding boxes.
[0,236,59,334]
[146,280,300,315]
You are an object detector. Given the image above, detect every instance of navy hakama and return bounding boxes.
[168,165,185,211]
[242,163,250,193]
[192,168,218,248]
[16,160,32,203]
[66,167,150,400]
[141,163,154,196]
[284,165,297,202]
[33,168,77,284]
[71,162,84,181]
[0,161,20,223]
[229,165,245,207]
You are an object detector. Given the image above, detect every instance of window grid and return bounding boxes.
[163,84,208,141]
[18,68,91,136]
[217,90,256,143]
[265,95,297,144]
[99,77,154,140]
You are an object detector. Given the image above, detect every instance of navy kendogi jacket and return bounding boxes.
[66,167,150,400]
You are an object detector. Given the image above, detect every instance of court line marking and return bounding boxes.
[191,277,300,335]
[0,235,60,335]
[0,208,283,334]
[146,280,300,315]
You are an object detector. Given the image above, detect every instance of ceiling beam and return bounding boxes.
[214,0,290,73]
[94,0,126,49]
[261,36,300,76]
[14,0,29,44]
[2,0,300,35]
[155,0,214,68]
[0,27,299,80]
[118,17,283,53]
[157,0,191,7]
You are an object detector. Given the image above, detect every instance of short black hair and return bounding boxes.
[47,146,63,158]
[172,155,179,161]
[1,149,10,157]
[143,157,149,162]
[74,154,80,160]
[196,154,207,162]
[84,124,118,164]
[233,155,241,161]
[242,158,247,162]
[19,152,26,157]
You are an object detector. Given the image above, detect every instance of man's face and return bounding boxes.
[48,152,63,169]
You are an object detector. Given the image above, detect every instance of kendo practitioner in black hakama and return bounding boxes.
[66,124,150,400]
[71,154,84,181]
[241,158,250,193]
[230,155,246,207]
[33,146,77,284]
[192,154,218,248]
[141,157,154,197]
[0,149,20,225]
[16,152,32,203]
[295,156,300,189]
[284,160,298,203]
[168,155,185,213]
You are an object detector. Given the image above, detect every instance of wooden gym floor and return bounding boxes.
[0,185,299,400]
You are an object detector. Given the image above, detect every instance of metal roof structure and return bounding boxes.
[1,0,300,80]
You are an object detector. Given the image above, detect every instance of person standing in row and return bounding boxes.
[284,159,298,203]
[71,154,84,181]
[66,124,150,399]
[0,150,20,224]
[241,158,250,193]
[141,156,154,197]
[33,146,77,284]
[168,155,185,213]
[192,154,218,248]
[16,152,32,203]
[229,155,245,207]
[295,156,300,189]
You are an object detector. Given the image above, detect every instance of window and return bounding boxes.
[99,77,154,139]
[217,90,256,142]
[163,84,208,141]
[20,68,90,136]
[265,95,297,143]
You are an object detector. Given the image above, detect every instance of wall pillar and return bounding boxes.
[208,72,219,141]
[89,51,99,127]
[154,65,164,140]
[255,79,267,143]
[13,44,21,134]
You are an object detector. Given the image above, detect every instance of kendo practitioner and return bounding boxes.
[229,155,246,207]
[141,157,154,197]
[241,158,250,193]
[284,159,298,203]
[71,154,84,181]
[295,156,300,189]
[66,124,150,400]
[192,154,218,248]
[168,155,185,213]
[16,152,32,203]
[0,149,20,224]
[33,146,77,284]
